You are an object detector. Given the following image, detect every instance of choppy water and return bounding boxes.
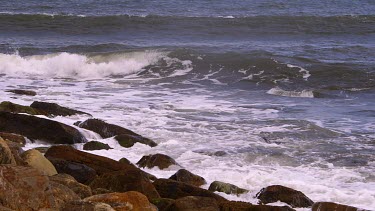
[1,0,375,210]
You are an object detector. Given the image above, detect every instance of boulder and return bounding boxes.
[153,179,227,202]
[169,169,206,187]
[49,174,92,198]
[0,101,40,115]
[169,196,219,211]
[208,181,248,196]
[75,119,138,138]
[93,188,112,195]
[0,132,26,146]
[150,198,175,211]
[48,157,97,184]
[0,166,56,210]
[0,111,87,144]
[219,201,295,211]
[137,153,179,170]
[2,138,25,165]
[89,169,160,200]
[61,200,114,211]
[312,202,364,211]
[22,149,58,176]
[119,157,133,165]
[0,137,16,165]
[30,101,91,117]
[6,89,36,96]
[256,185,314,208]
[83,141,112,151]
[115,134,157,148]
[84,191,157,211]
[33,146,50,153]
[50,181,81,209]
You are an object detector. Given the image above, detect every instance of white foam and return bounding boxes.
[287,64,311,81]
[267,87,315,98]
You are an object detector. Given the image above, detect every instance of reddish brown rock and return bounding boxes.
[169,196,219,211]
[0,137,16,165]
[219,201,295,211]
[49,174,92,198]
[312,202,365,211]
[137,153,179,170]
[50,181,80,209]
[61,200,114,211]
[169,169,206,187]
[0,132,26,146]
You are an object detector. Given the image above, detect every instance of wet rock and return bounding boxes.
[256,185,314,208]
[84,191,157,211]
[0,166,56,210]
[6,89,36,96]
[0,132,26,146]
[48,157,97,184]
[0,137,16,165]
[89,169,160,200]
[150,198,175,211]
[83,141,112,151]
[169,196,219,211]
[115,134,157,148]
[61,200,114,211]
[0,101,40,115]
[312,202,365,211]
[208,181,249,196]
[137,153,179,170]
[50,181,81,209]
[30,101,91,117]
[33,146,50,153]
[153,179,227,202]
[219,201,295,211]
[49,173,92,198]
[0,111,87,144]
[22,149,58,176]
[169,169,206,187]
[75,118,138,138]
[119,157,133,165]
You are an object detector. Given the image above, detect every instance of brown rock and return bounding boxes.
[115,134,157,148]
[83,141,112,151]
[30,101,91,117]
[153,179,227,202]
[0,205,15,211]
[208,181,248,196]
[0,137,16,165]
[33,146,50,153]
[2,139,25,165]
[169,196,219,211]
[75,119,138,138]
[256,185,314,208]
[22,149,58,176]
[84,191,157,211]
[169,169,206,187]
[50,181,80,209]
[61,200,114,211]
[0,101,40,115]
[312,202,366,211]
[49,173,92,198]
[137,153,179,170]
[6,89,36,96]
[92,188,112,195]
[0,111,87,144]
[219,201,295,211]
[0,132,26,146]
[150,198,175,211]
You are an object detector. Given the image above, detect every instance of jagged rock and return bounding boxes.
[169,196,219,211]
[115,134,157,148]
[219,201,295,211]
[89,169,160,200]
[0,137,16,165]
[0,132,26,146]
[75,119,138,138]
[2,138,25,165]
[6,89,36,96]
[84,191,157,211]
[61,200,114,211]
[150,198,175,211]
[0,166,56,210]
[312,202,365,211]
[153,179,227,202]
[209,181,248,196]
[30,101,91,117]
[48,157,97,184]
[256,185,314,208]
[0,111,87,144]
[83,141,112,151]
[137,153,179,169]
[22,149,58,176]
[0,101,40,115]
[50,181,81,209]
[169,169,206,187]
[50,174,92,198]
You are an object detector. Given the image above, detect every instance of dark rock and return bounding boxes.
[312,202,366,211]
[219,201,295,211]
[61,200,114,211]
[0,137,16,165]
[150,198,175,211]
[153,179,227,202]
[119,157,133,165]
[48,158,97,184]
[89,169,160,200]
[92,188,112,195]
[49,174,92,199]
[83,141,112,151]
[209,181,249,196]
[50,181,80,209]
[0,111,87,144]
[137,153,179,170]
[75,119,138,138]
[115,134,157,148]
[6,89,36,96]
[256,185,314,208]
[169,169,206,187]
[0,132,26,146]
[0,101,40,115]
[33,146,50,153]
[169,196,219,211]
[30,101,91,117]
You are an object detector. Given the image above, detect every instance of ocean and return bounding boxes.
[1,0,374,209]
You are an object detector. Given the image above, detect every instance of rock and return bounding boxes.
[169,196,219,211]
[61,200,114,211]
[50,181,80,209]
[115,134,157,148]
[119,157,133,165]
[83,141,112,151]
[89,169,160,200]
[0,137,16,165]
[48,157,97,184]
[312,202,365,211]
[2,138,25,165]
[75,119,139,138]
[256,185,314,208]
[208,181,248,196]
[30,101,91,117]
[150,198,175,211]
[0,205,14,211]
[0,111,87,144]
[153,179,227,202]
[219,201,295,211]
[0,166,56,210]
[93,188,112,195]
[6,89,36,96]
[0,101,40,115]
[22,149,58,176]
[84,191,157,211]
[0,132,26,146]
[169,169,206,187]
[137,153,179,170]
[33,146,50,153]
[49,173,92,198]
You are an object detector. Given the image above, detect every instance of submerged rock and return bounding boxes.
[83,141,112,151]
[208,181,249,196]
[48,158,97,184]
[6,89,37,96]
[169,169,206,187]
[137,153,179,170]
[256,185,314,208]
[30,101,91,117]
[312,202,365,211]
[115,134,157,148]
[22,149,58,176]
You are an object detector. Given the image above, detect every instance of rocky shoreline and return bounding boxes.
[0,91,368,210]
